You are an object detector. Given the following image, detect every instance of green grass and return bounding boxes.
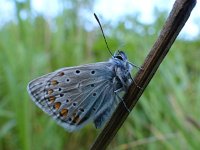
[0,2,200,150]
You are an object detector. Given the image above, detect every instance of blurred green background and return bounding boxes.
[0,0,199,150]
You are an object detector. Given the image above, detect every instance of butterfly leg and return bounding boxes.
[114,88,130,113]
[128,74,143,90]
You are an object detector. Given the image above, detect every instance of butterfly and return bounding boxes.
[27,50,140,132]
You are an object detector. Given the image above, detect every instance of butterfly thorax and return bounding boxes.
[110,51,132,91]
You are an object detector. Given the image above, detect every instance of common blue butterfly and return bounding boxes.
[27,14,140,132]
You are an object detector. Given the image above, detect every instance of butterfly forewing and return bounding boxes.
[28,50,134,132]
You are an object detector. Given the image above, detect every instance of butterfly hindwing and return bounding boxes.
[27,62,119,131]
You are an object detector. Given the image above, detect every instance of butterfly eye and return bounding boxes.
[115,55,123,60]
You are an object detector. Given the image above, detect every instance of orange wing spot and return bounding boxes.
[54,102,61,110]
[51,80,58,85]
[48,89,53,95]
[72,115,80,124]
[58,72,64,76]
[60,109,68,117]
[49,96,55,103]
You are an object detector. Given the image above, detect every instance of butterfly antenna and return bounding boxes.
[128,61,143,70]
[94,13,113,57]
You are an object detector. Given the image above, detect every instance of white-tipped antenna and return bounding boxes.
[94,13,113,57]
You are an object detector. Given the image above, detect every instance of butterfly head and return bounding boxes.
[109,50,133,89]
[112,50,132,71]
[113,50,127,61]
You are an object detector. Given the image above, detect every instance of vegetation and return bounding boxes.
[0,1,199,150]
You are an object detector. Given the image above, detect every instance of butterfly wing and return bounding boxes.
[27,62,120,131]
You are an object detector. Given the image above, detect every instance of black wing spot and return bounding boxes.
[93,93,97,96]
[72,102,77,107]
[91,70,95,74]
[66,78,70,82]
[76,70,80,74]
[91,84,94,87]
[60,93,64,97]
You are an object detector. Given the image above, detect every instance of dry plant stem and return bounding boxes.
[90,0,196,149]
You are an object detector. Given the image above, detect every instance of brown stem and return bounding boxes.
[90,0,196,149]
